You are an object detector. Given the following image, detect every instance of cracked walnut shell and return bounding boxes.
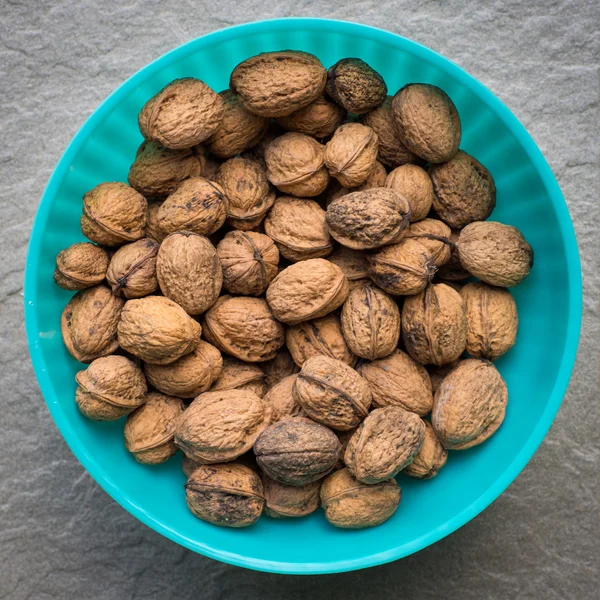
[211,357,267,398]
[54,242,109,291]
[276,94,344,138]
[403,420,448,479]
[385,164,433,223]
[106,238,159,299]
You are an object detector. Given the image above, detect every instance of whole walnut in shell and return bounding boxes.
[54,243,109,291]
[202,296,285,362]
[405,218,452,267]
[240,126,283,169]
[230,51,327,117]
[436,229,470,281]
[138,78,224,149]
[457,221,534,287]
[427,360,462,394]
[385,164,433,222]
[276,94,344,139]
[211,357,267,398]
[355,160,387,190]
[391,83,461,163]
[262,475,321,518]
[403,420,448,479]
[145,200,167,243]
[124,392,185,464]
[327,246,369,281]
[260,348,299,391]
[262,375,306,422]
[293,355,372,431]
[106,238,159,299]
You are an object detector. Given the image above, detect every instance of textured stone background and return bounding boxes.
[1,1,599,598]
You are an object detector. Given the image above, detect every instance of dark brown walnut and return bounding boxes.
[344,407,425,484]
[117,295,201,365]
[286,313,356,368]
[81,182,147,247]
[211,357,267,398]
[124,392,185,464]
[74,355,147,421]
[386,164,433,222]
[293,355,372,431]
[341,281,400,360]
[429,151,496,228]
[427,360,462,394]
[230,51,327,117]
[327,246,369,282]
[254,417,341,486]
[368,237,436,295]
[436,229,470,281]
[54,242,109,291]
[457,221,534,287]
[205,90,269,158]
[145,200,167,243]
[61,285,124,363]
[262,475,321,518]
[326,188,410,250]
[320,468,401,529]
[391,83,461,163]
[144,340,223,398]
[264,196,332,261]
[403,420,447,479]
[185,463,264,527]
[260,348,300,390]
[326,58,387,114]
[266,259,349,325]
[405,218,452,268]
[460,282,518,360]
[262,375,306,422]
[156,178,228,237]
[276,94,344,138]
[324,123,379,188]
[138,78,224,149]
[106,238,159,299]
[432,358,508,449]
[214,157,276,230]
[264,132,329,197]
[175,389,272,463]
[128,141,203,199]
[358,350,433,415]
[402,283,467,366]
[202,296,285,362]
[156,232,222,315]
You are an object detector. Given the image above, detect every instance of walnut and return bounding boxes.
[435,229,470,281]
[324,123,378,187]
[402,283,467,366]
[260,348,299,390]
[427,360,462,394]
[211,357,267,398]
[327,246,369,281]
[81,182,147,247]
[145,200,167,243]
[262,375,306,422]
[293,355,372,431]
[117,295,201,365]
[182,455,201,479]
[460,282,518,360]
[320,468,401,529]
[391,83,461,163]
[202,296,285,362]
[54,243,109,291]
[138,78,224,149]
[358,350,433,415]
[156,232,222,315]
[266,259,349,324]
[405,218,452,268]
[344,407,425,484]
[457,221,534,287]
[355,160,387,190]
[106,238,159,298]
[254,417,341,486]
[334,428,357,469]
[61,285,124,363]
[385,164,433,222]
[200,154,222,181]
[230,51,327,117]
[262,475,321,518]
[74,355,147,421]
[240,126,284,169]
[276,94,344,138]
[124,392,185,464]
[403,420,448,479]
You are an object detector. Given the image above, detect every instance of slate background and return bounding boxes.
[1,1,599,598]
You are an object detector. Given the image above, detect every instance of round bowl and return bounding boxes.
[24,18,582,574]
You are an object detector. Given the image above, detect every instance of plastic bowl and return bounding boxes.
[24,18,582,574]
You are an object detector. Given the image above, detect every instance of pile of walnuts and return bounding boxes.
[55,51,533,530]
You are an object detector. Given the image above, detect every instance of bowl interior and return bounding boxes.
[24,19,581,574]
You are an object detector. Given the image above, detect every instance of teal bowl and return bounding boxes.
[24,18,582,574]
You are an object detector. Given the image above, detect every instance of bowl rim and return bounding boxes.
[24,17,582,574]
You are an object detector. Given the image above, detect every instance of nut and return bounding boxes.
[145,200,167,243]
[276,94,344,138]
[354,160,387,190]
[385,164,433,222]
[403,420,447,479]
[262,475,321,518]
[211,357,267,398]
[327,246,369,281]
[427,360,462,394]
[435,229,470,281]
[260,348,300,391]
[54,242,109,291]
[405,218,452,267]
[106,238,159,299]
[262,375,306,422]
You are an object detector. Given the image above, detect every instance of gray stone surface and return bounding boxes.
[1,0,599,598]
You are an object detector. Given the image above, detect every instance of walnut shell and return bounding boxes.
[185,463,264,527]
[230,51,327,117]
[260,349,299,391]
[124,392,185,464]
[405,218,452,268]
[202,296,285,362]
[344,406,425,484]
[106,238,159,299]
[358,350,433,415]
[156,232,222,315]
[355,160,387,190]
[402,283,467,366]
[391,84,461,163]
[175,389,271,463]
[294,355,372,431]
[211,357,267,398]
[262,375,306,422]
[276,94,344,138]
[436,229,470,281]
[54,243,109,291]
[61,285,124,363]
[145,200,167,243]
[324,123,379,187]
[385,164,433,222]
[457,221,534,287]
[403,420,448,479]
[427,360,462,394]
[262,475,320,518]
[117,295,201,365]
[266,259,349,325]
[81,182,147,247]
[327,246,369,282]
[240,126,284,170]
[200,154,222,181]
[320,468,401,529]
[254,417,341,486]
[335,428,357,469]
